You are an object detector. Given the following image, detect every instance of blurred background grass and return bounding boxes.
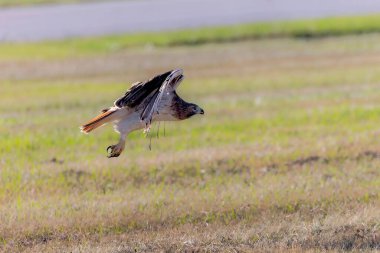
[0,6,379,253]
[4,15,380,61]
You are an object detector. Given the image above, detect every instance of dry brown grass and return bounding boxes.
[1,34,380,252]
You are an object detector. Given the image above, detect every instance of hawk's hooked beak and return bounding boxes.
[196,106,204,115]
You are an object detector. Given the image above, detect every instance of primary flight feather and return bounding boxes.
[80,69,204,158]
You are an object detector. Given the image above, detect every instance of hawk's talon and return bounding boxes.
[106,144,123,158]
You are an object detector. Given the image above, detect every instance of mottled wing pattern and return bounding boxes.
[140,69,184,131]
[114,70,172,108]
[140,78,171,130]
[114,69,184,132]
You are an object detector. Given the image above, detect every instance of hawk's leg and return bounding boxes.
[107,134,126,158]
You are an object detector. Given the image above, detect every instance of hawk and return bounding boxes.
[80,69,204,158]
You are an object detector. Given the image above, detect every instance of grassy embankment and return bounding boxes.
[4,14,380,60]
[0,15,380,252]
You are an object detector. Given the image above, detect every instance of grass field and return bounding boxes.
[3,14,380,61]
[1,19,380,252]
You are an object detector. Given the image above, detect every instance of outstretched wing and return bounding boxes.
[114,70,172,108]
[114,69,184,131]
[140,69,184,131]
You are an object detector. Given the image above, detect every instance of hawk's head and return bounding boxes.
[166,69,204,120]
[184,103,204,118]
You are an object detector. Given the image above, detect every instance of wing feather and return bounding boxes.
[114,71,172,108]
[113,69,184,132]
[140,80,170,130]
[140,69,183,131]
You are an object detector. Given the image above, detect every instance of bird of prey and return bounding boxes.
[80,69,204,158]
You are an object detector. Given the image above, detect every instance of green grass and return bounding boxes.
[4,14,380,61]
[1,22,380,252]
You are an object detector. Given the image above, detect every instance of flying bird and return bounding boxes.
[80,69,204,158]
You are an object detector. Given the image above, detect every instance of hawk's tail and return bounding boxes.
[80,108,118,134]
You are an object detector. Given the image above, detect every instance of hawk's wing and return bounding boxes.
[114,69,184,131]
[114,70,172,108]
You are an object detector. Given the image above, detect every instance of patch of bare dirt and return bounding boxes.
[357,150,380,160]
[287,155,329,167]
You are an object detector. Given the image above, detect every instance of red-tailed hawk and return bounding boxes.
[80,69,204,158]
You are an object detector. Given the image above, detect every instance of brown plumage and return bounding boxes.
[80,69,204,158]
[81,109,116,133]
